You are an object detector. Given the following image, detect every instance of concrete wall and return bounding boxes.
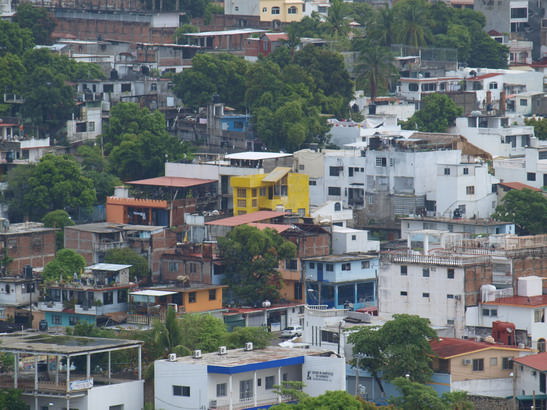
[87,379,144,409]
[155,360,209,410]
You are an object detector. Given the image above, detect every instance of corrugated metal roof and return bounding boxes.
[88,263,132,271]
[262,167,291,183]
[205,211,286,227]
[130,290,177,297]
[126,176,216,188]
[430,337,525,358]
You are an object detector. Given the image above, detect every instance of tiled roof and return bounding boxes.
[126,176,217,188]
[205,211,286,227]
[484,295,547,307]
[430,337,523,358]
[499,182,542,192]
[514,352,547,370]
[247,223,292,233]
[469,73,502,81]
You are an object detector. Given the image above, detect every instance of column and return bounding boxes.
[253,371,257,407]
[354,283,358,308]
[334,285,339,308]
[34,355,38,391]
[55,355,60,385]
[13,353,18,388]
[138,346,142,379]
[86,353,91,379]
[108,351,111,382]
[277,368,282,403]
[228,374,233,410]
[66,356,71,393]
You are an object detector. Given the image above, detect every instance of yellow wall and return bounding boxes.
[259,0,304,22]
[182,287,224,313]
[441,348,523,382]
[231,173,309,216]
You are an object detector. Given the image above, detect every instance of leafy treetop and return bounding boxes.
[401,93,463,132]
[493,189,547,235]
[43,249,86,282]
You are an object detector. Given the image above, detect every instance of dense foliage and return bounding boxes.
[402,93,463,132]
[218,225,296,305]
[43,249,86,282]
[524,117,547,140]
[42,210,75,249]
[14,3,56,45]
[104,248,150,281]
[493,189,547,234]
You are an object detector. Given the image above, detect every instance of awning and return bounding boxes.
[516,394,547,400]
[262,167,291,183]
[130,290,177,297]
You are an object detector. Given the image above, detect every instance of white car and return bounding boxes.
[281,325,303,338]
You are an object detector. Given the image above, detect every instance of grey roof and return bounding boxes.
[66,222,165,233]
[88,263,132,271]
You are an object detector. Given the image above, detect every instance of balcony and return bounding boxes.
[93,241,128,252]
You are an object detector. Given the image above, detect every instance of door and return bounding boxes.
[317,263,323,282]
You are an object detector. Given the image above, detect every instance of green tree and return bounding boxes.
[226,326,272,349]
[76,144,121,202]
[5,154,95,221]
[151,307,185,358]
[174,24,199,44]
[179,313,227,352]
[402,93,462,132]
[219,225,296,305]
[0,53,26,96]
[0,388,29,410]
[467,33,508,69]
[525,117,547,140]
[42,209,75,250]
[349,314,437,393]
[366,7,396,47]
[355,41,397,102]
[493,189,547,234]
[394,0,431,48]
[43,249,86,282]
[389,377,445,410]
[104,248,149,281]
[272,390,366,409]
[0,21,34,57]
[325,0,350,40]
[14,3,56,45]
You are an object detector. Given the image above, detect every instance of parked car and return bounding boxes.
[281,325,302,338]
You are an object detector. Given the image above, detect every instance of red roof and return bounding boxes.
[499,182,542,192]
[514,352,547,370]
[205,211,286,227]
[484,295,547,307]
[263,33,288,42]
[469,73,502,81]
[430,337,523,358]
[488,29,503,36]
[126,176,217,188]
[247,223,292,233]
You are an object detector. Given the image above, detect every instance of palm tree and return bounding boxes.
[326,0,349,40]
[369,6,396,47]
[356,42,397,102]
[394,0,431,48]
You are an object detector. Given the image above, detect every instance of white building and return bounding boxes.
[435,161,499,219]
[513,352,547,406]
[0,332,143,410]
[400,216,515,239]
[154,346,346,410]
[331,226,380,254]
[66,104,102,143]
[466,276,547,351]
[451,114,536,158]
[494,143,547,189]
[310,201,353,227]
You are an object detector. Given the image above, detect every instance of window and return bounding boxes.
[352,235,357,241]
[173,385,190,396]
[118,289,127,303]
[483,308,498,317]
[535,308,545,323]
[329,166,343,176]
[423,292,430,298]
[189,263,197,273]
[361,261,370,269]
[294,281,302,300]
[240,379,253,400]
[298,164,305,170]
[472,359,484,371]
[423,268,430,277]
[444,168,450,175]
[217,383,227,397]
[490,357,498,366]
[309,180,317,186]
[400,265,408,275]
[309,263,315,269]
[237,188,246,197]
[321,330,340,343]
[103,291,114,305]
[103,84,114,92]
[400,291,408,296]
[259,187,267,196]
[121,83,131,92]
[288,5,297,13]
[251,188,257,197]
[285,259,298,270]
[265,376,275,389]
[262,7,267,12]
[169,262,179,272]
[489,82,498,90]
[463,167,469,175]
[447,294,454,299]
[520,99,528,106]
[341,263,351,271]
[150,83,157,91]
[69,316,79,326]
[466,186,475,195]
[447,269,455,279]
[408,83,419,91]
[447,319,455,325]
[541,373,547,393]
[52,315,61,325]
[32,236,43,249]
[376,157,387,167]
[421,83,436,91]
[109,406,124,410]
[271,6,280,14]
[189,292,196,303]
[7,239,17,249]
[237,199,246,208]
[326,264,334,271]
[209,289,217,301]
[511,7,527,18]
[539,339,546,353]
[527,172,536,181]
[328,187,341,196]
[502,357,513,370]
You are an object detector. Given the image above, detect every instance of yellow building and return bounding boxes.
[231,167,309,216]
[259,0,304,23]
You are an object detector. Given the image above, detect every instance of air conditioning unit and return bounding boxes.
[168,353,177,362]
[245,342,253,351]
[462,359,472,366]
[218,346,227,355]
[193,350,202,359]
[430,267,436,271]
[209,400,218,409]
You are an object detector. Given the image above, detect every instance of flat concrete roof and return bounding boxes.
[126,176,217,188]
[303,253,378,262]
[224,152,292,160]
[66,222,165,233]
[88,263,132,271]
[0,333,142,356]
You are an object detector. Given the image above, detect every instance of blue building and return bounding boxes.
[302,254,379,309]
